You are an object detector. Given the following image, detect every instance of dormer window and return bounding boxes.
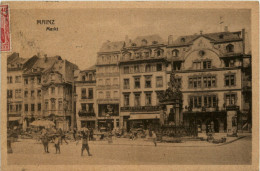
[172,49,179,57]
[181,38,185,42]
[152,41,158,45]
[82,75,85,81]
[226,44,234,53]
[141,39,147,46]
[219,34,224,39]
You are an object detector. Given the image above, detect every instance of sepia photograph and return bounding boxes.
[1,1,259,171]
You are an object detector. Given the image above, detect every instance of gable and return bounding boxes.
[191,36,214,50]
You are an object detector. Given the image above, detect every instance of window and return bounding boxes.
[82,75,86,81]
[105,78,111,86]
[172,49,179,57]
[15,76,21,83]
[24,78,28,85]
[203,61,211,69]
[224,59,235,67]
[51,87,55,94]
[30,77,34,84]
[156,50,162,57]
[24,91,28,98]
[134,77,140,89]
[173,62,182,71]
[124,66,129,74]
[51,100,56,110]
[124,94,130,106]
[7,76,12,84]
[124,79,130,89]
[225,74,235,86]
[193,62,201,70]
[88,88,93,99]
[113,78,118,85]
[189,96,202,108]
[31,90,35,97]
[135,52,141,59]
[175,78,182,88]
[189,77,202,88]
[226,44,234,53]
[45,101,48,110]
[98,91,103,99]
[156,77,163,87]
[25,104,28,112]
[144,52,149,58]
[58,100,62,110]
[134,65,140,73]
[156,64,162,71]
[106,91,110,99]
[225,94,236,105]
[134,94,141,106]
[204,95,217,107]
[37,77,41,84]
[89,104,94,112]
[145,64,151,72]
[81,103,86,111]
[31,104,35,111]
[81,88,86,99]
[15,89,21,98]
[145,76,152,88]
[113,91,119,98]
[98,79,103,86]
[145,93,152,105]
[38,103,41,111]
[37,90,41,97]
[203,76,216,88]
[89,74,93,81]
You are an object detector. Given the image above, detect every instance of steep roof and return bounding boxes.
[99,41,125,53]
[131,34,165,47]
[170,31,242,47]
[82,65,96,71]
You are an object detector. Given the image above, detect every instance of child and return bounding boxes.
[54,136,60,154]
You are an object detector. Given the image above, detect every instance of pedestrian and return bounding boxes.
[54,135,60,154]
[59,128,68,145]
[73,127,77,141]
[81,128,92,156]
[152,131,157,147]
[41,135,50,153]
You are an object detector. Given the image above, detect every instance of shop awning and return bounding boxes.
[8,117,21,121]
[129,114,160,120]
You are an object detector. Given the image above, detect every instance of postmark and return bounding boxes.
[1,5,10,51]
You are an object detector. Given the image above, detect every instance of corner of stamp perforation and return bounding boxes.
[1,4,11,52]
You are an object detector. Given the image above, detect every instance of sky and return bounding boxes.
[7,3,251,70]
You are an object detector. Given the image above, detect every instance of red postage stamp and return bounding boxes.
[1,5,10,51]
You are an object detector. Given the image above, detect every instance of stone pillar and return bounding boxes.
[175,107,180,126]
[113,118,117,130]
[227,110,237,135]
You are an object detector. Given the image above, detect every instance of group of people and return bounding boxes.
[40,127,92,156]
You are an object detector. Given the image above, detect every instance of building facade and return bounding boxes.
[119,35,169,131]
[95,41,124,130]
[74,66,97,129]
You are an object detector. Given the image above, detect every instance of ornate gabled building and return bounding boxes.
[165,29,251,133]
[119,35,169,131]
[7,53,38,128]
[95,41,124,130]
[74,65,97,130]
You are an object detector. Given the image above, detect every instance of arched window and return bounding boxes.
[145,64,151,72]
[181,38,185,42]
[226,44,234,53]
[172,49,179,57]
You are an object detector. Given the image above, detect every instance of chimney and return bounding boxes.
[242,28,245,54]
[44,54,47,62]
[224,26,228,32]
[168,35,173,45]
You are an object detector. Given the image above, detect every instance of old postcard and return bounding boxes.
[1,1,259,171]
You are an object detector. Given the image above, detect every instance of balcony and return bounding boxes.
[120,106,161,112]
[78,110,96,117]
[81,96,94,100]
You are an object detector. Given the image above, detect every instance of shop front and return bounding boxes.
[129,113,161,131]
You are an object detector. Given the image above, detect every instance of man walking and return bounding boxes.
[42,134,50,153]
[152,131,157,147]
[54,135,61,154]
[58,128,68,145]
[81,128,92,156]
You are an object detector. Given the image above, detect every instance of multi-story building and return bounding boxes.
[119,35,168,131]
[74,66,97,129]
[7,53,38,128]
[165,29,251,133]
[95,41,124,130]
[22,55,78,131]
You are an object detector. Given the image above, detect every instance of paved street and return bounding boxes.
[8,135,251,165]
